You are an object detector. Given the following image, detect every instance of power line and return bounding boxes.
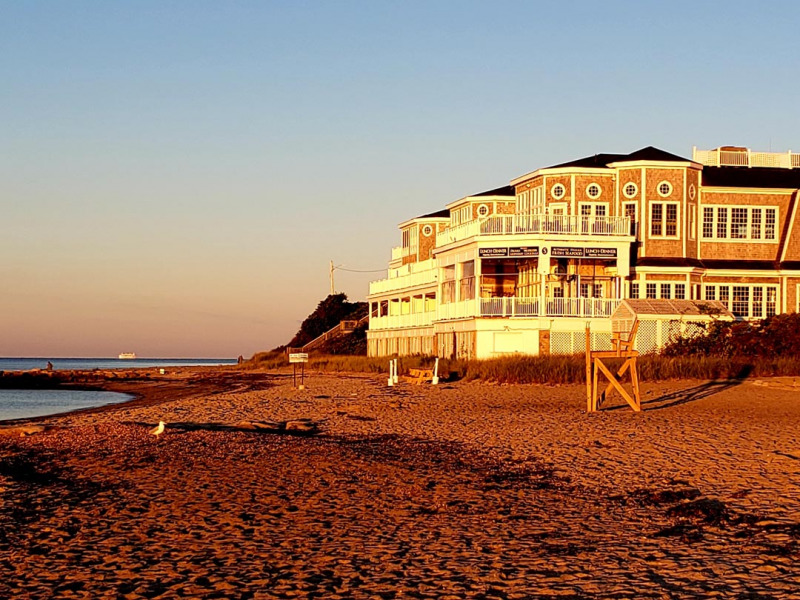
[336,266,386,273]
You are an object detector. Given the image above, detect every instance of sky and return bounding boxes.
[2,1,800,357]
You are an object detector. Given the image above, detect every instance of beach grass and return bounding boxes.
[244,351,800,383]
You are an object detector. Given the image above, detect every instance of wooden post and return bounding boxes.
[585,323,592,412]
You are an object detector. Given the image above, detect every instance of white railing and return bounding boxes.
[369,312,435,331]
[545,297,620,317]
[693,147,800,169]
[391,245,416,261]
[436,220,480,246]
[435,296,621,320]
[369,262,437,295]
[480,297,540,317]
[436,214,631,246]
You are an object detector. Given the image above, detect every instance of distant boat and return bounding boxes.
[118,353,137,360]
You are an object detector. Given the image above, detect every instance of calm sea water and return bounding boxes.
[0,357,237,372]
[0,389,134,422]
[0,357,237,421]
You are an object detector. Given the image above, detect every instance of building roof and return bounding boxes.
[471,185,516,197]
[545,146,691,170]
[414,209,450,220]
[702,166,800,189]
[614,299,734,318]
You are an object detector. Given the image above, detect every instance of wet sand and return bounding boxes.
[1,369,799,598]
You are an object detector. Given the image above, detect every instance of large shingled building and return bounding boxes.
[366,146,800,358]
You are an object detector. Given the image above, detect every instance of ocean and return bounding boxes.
[0,357,237,422]
[0,389,134,422]
[0,357,237,372]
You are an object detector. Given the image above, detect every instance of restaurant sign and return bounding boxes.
[550,247,617,258]
[479,246,539,258]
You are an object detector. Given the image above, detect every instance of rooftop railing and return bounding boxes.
[436,214,632,246]
[693,147,800,169]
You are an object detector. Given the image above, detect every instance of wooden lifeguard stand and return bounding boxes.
[585,320,641,413]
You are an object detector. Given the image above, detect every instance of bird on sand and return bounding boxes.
[150,421,166,438]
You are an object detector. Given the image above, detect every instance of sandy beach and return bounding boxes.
[1,368,799,598]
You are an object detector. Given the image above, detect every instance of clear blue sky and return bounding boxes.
[2,1,798,357]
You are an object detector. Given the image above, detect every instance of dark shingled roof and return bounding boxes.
[702,167,800,189]
[545,146,691,170]
[472,185,515,197]
[415,209,450,220]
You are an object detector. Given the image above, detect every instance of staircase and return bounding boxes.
[299,315,369,353]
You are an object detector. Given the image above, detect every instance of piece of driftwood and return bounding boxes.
[0,425,47,437]
[402,368,434,385]
[150,419,325,436]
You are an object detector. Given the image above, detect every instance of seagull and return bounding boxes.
[149,421,166,438]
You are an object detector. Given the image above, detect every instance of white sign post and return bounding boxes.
[289,353,309,389]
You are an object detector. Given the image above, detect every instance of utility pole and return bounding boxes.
[330,260,335,295]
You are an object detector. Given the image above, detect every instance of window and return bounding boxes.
[646,283,657,299]
[717,207,728,238]
[623,202,638,236]
[477,204,490,218]
[705,285,716,300]
[732,286,749,317]
[675,284,686,299]
[701,205,778,241]
[650,202,679,237]
[580,283,590,298]
[623,182,638,199]
[689,204,696,240]
[551,183,566,200]
[421,224,433,237]
[660,283,671,299]
[689,184,696,200]
[586,183,601,199]
[657,181,673,197]
[593,284,603,298]
[731,208,748,239]
[703,207,714,239]
[630,283,639,298]
[752,287,763,318]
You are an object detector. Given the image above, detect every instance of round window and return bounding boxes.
[689,184,696,200]
[657,181,673,197]
[623,182,638,199]
[421,224,433,237]
[586,183,602,199]
[477,203,490,218]
[551,183,566,200]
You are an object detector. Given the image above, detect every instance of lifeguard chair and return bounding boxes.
[585,308,641,413]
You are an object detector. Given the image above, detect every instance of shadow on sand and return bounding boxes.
[124,419,323,436]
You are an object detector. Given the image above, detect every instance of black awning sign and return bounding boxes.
[479,247,509,258]
[550,246,617,258]
[509,246,539,257]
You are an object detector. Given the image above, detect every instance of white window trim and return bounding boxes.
[649,201,680,239]
[689,183,696,200]
[657,181,673,198]
[421,224,433,237]
[700,204,779,243]
[551,183,566,200]
[477,203,490,218]
[622,182,638,199]
[549,202,568,214]
[585,183,602,199]
[703,283,779,318]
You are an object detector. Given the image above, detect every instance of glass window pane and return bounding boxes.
[666,204,678,236]
[717,207,728,238]
[703,207,714,238]
[651,204,663,236]
[765,209,776,240]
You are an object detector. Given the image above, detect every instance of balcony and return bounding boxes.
[391,245,415,262]
[693,147,800,169]
[369,259,437,296]
[437,297,621,320]
[436,214,632,247]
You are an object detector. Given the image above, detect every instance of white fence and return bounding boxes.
[435,297,621,320]
[693,147,800,169]
[437,214,631,246]
[369,312,435,331]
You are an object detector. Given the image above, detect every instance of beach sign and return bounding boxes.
[289,353,308,389]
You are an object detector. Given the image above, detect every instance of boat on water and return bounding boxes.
[118,352,137,360]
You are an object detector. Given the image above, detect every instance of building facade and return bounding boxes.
[367,146,800,359]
